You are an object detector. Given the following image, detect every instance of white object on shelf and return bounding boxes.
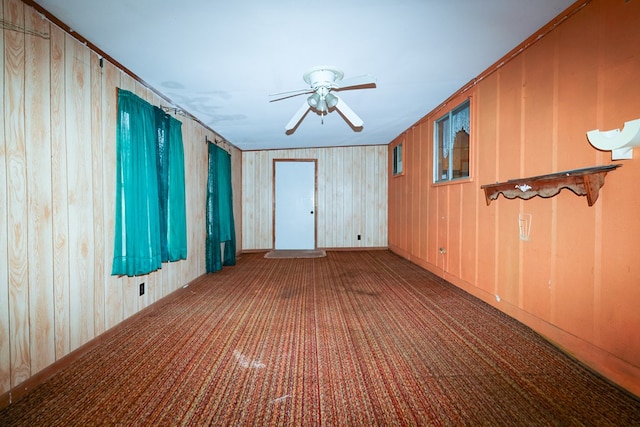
[587,119,640,160]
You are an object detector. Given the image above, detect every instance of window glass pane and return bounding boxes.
[393,146,398,174]
[393,144,403,175]
[435,117,449,182]
[434,100,470,183]
[452,130,469,179]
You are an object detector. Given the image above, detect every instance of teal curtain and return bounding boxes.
[206,144,236,273]
[154,107,170,261]
[154,108,188,262]
[112,89,162,276]
[165,115,188,261]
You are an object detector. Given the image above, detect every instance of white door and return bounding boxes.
[274,160,316,249]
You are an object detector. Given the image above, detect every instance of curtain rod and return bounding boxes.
[205,135,232,153]
[159,105,232,152]
[0,18,50,39]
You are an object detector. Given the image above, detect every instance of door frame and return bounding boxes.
[272,159,318,249]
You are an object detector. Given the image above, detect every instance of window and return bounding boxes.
[206,144,236,273]
[392,143,403,175]
[112,89,187,277]
[434,100,470,183]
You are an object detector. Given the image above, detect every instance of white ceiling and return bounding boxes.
[33,0,575,151]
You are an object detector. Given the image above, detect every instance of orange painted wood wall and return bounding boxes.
[388,0,640,396]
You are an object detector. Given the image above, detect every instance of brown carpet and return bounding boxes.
[1,251,639,426]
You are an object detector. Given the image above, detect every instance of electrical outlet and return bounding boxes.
[139,282,145,296]
[357,234,361,240]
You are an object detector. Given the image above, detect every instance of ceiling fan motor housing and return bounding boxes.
[303,66,344,89]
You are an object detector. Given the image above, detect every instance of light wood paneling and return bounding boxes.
[5,0,30,388]
[0,0,9,395]
[65,34,95,351]
[90,50,105,336]
[0,1,220,401]
[49,22,70,360]
[25,6,54,375]
[242,146,387,250]
[102,62,122,331]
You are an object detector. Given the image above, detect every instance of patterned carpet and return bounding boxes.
[1,251,639,426]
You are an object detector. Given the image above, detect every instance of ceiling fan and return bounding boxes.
[270,66,376,133]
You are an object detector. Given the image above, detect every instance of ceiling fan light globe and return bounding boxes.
[325,93,338,109]
[307,93,320,108]
[316,99,328,113]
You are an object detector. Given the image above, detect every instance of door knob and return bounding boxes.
[310,211,314,214]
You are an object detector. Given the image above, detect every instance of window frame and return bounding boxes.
[433,100,471,184]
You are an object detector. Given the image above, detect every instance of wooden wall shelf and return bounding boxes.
[480,164,621,206]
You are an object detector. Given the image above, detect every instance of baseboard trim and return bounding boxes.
[242,246,388,254]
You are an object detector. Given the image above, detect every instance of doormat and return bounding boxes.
[264,250,326,259]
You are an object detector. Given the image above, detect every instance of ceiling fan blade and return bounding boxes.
[269,87,314,96]
[335,74,377,90]
[269,90,313,102]
[285,101,310,132]
[334,96,363,128]
[269,88,315,103]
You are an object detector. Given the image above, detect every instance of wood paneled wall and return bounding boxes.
[0,0,241,401]
[242,146,388,250]
[388,0,640,395]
